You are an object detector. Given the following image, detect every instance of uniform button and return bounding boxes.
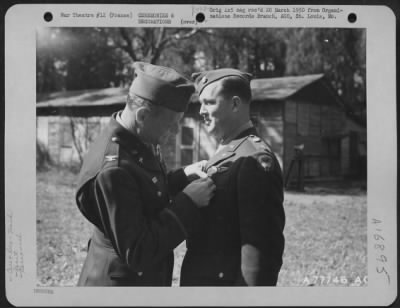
[137,272,143,276]
[157,191,162,197]
[169,199,173,204]
[105,155,117,162]
[218,272,224,278]
[139,157,144,163]
[111,137,119,142]
[152,177,158,183]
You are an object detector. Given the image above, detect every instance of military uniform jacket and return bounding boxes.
[75,113,201,286]
[180,127,285,286]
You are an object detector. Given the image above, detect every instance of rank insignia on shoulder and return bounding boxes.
[105,155,118,162]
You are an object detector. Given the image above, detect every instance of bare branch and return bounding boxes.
[69,118,84,166]
[118,28,137,61]
[146,28,166,63]
[174,28,200,40]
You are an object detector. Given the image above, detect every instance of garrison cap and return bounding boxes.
[192,68,252,96]
[129,62,195,112]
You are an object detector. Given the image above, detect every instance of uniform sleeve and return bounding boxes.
[235,155,285,286]
[167,168,190,196]
[94,166,200,272]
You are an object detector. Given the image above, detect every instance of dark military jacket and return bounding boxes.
[180,127,285,286]
[75,113,201,286]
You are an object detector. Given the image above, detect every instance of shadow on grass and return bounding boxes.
[286,180,367,196]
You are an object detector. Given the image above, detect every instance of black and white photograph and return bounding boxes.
[35,26,368,288]
[4,4,397,306]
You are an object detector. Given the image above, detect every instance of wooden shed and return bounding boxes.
[250,74,348,180]
[36,74,365,181]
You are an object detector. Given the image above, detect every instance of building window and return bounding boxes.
[181,149,194,166]
[180,125,195,166]
[60,122,73,148]
[177,118,199,167]
[181,126,194,146]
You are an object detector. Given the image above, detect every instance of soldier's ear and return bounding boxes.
[231,96,242,112]
[135,107,150,125]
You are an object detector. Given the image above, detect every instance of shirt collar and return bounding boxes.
[116,111,158,155]
[116,111,128,130]
[221,120,253,145]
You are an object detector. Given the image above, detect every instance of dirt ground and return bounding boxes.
[37,168,367,287]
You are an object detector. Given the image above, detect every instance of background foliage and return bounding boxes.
[37,27,366,126]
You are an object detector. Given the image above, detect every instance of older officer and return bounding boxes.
[180,68,285,286]
[75,62,215,286]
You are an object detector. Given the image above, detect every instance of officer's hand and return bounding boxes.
[184,160,208,180]
[183,177,216,208]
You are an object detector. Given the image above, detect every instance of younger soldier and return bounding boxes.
[180,68,285,286]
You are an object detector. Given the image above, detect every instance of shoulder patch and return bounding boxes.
[254,151,274,171]
[248,136,275,172]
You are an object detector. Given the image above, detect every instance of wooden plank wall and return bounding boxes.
[251,102,284,168]
[284,99,346,178]
[321,105,345,135]
[38,115,110,166]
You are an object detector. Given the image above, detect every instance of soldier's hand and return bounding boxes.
[183,177,216,208]
[184,160,208,180]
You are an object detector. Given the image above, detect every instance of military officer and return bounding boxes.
[75,62,215,286]
[180,68,285,286]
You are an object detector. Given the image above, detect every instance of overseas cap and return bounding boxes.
[129,62,195,112]
[192,68,252,96]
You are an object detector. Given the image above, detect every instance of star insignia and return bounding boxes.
[105,155,117,162]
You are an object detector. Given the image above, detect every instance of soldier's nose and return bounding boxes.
[199,103,207,116]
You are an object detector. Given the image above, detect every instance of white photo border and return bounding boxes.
[4,3,397,306]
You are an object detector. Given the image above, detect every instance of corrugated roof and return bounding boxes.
[36,87,128,108]
[36,74,325,108]
[251,74,324,101]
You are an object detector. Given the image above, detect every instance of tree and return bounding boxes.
[36,27,366,127]
[36,27,205,93]
[36,28,126,93]
[284,28,366,126]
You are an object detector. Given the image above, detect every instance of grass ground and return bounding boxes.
[37,168,367,287]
